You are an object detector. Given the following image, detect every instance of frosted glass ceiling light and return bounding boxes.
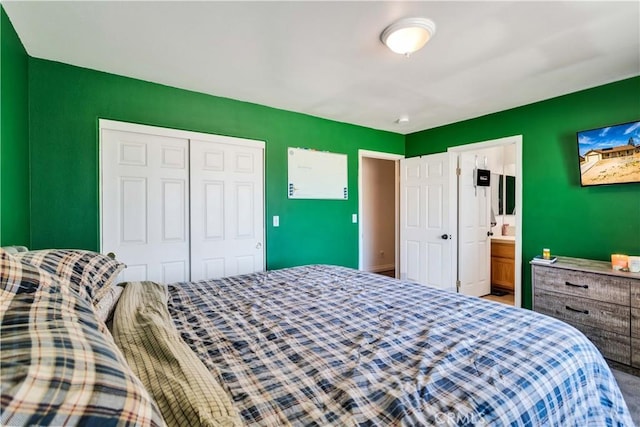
[381,17,436,56]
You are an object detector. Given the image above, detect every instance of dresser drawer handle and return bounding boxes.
[565,305,589,315]
[565,281,588,289]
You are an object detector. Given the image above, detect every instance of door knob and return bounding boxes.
[487,231,494,236]
[441,234,450,240]
[256,242,262,249]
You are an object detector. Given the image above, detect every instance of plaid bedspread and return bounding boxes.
[167,265,633,426]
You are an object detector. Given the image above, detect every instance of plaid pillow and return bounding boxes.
[0,249,41,295]
[0,250,165,426]
[14,249,125,305]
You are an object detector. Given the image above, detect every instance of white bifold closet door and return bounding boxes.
[189,139,264,281]
[101,124,264,283]
[101,129,191,283]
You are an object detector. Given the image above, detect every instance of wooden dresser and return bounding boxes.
[531,256,640,372]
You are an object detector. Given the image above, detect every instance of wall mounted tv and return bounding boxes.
[577,120,640,186]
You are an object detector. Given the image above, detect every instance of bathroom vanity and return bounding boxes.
[491,237,515,292]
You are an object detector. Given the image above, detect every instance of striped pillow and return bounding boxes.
[14,249,125,305]
[113,281,242,427]
[0,249,165,426]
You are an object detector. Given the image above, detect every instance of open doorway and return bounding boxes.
[449,135,523,307]
[358,150,403,277]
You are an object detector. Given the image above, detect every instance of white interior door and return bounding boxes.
[190,139,264,280]
[457,151,492,297]
[399,153,453,291]
[101,129,190,283]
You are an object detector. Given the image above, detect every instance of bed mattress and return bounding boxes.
[164,264,632,426]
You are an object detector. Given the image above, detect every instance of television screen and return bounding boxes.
[576,120,640,186]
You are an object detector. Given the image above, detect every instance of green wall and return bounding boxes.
[28,58,404,269]
[0,7,30,246]
[406,77,640,308]
[12,21,640,305]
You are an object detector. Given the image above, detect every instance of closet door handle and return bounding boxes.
[565,281,588,289]
[565,305,589,315]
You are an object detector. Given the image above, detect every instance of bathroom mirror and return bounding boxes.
[492,174,516,215]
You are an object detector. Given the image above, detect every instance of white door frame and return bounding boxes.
[358,150,404,274]
[98,119,266,273]
[448,135,523,307]
[99,119,265,149]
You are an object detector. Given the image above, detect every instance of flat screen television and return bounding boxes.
[576,120,640,186]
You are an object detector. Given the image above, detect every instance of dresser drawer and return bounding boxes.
[532,266,630,306]
[633,337,640,368]
[568,321,631,365]
[632,284,640,309]
[534,291,630,335]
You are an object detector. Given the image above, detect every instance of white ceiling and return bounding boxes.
[3,1,639,134]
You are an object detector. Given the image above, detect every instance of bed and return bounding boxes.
[1,249,634,426]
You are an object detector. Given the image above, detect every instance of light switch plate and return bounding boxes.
[273,216,279,227]
[352,214,357,223]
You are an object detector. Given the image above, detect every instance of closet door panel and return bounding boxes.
[101,129,190,283]
[204,181,225,239]
[236,182,255,238]
[190,139,264,281]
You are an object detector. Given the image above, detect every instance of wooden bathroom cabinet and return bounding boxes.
[491,239,515,292]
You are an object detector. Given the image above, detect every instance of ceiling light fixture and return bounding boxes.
[380,17,436,56]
